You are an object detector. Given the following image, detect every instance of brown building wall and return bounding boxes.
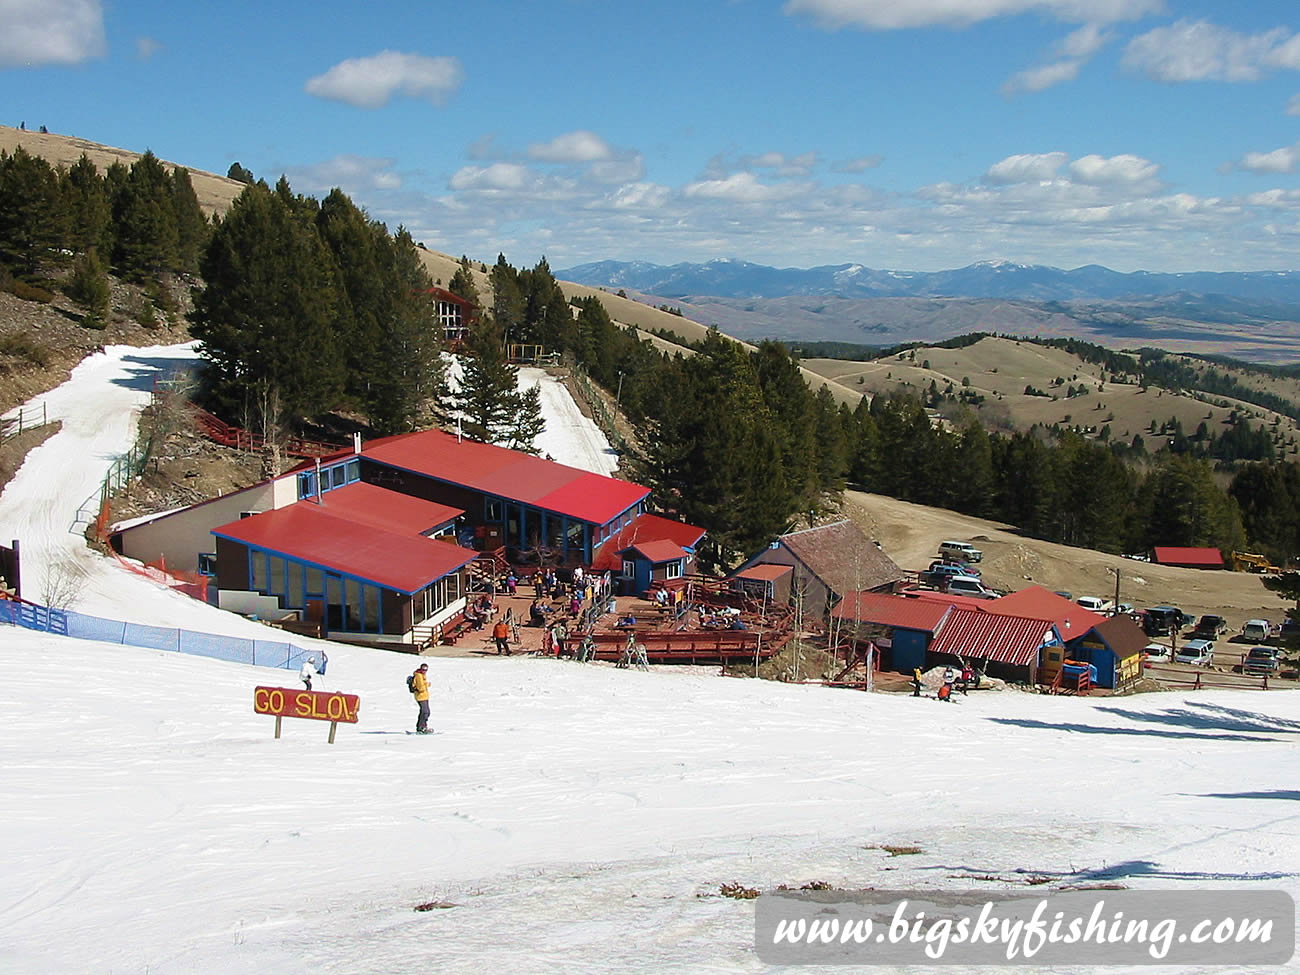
[215,537,250,590]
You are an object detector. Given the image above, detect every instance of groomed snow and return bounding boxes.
[2,344,1299,973]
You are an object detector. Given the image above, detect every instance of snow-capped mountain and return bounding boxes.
[557,258,1300,303]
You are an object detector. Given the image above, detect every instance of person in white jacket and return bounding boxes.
[299,656,318,691]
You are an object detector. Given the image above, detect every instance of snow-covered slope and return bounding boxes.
[2,344,1299,973]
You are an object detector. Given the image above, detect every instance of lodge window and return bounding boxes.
[197,553,216,576]
[665,561,682,580]
[485,498,504,522]
[622,559,635,578]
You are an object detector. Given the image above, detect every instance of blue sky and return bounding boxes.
[5,0,1300,273]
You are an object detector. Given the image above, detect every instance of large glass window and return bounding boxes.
[251,552,267,590]
[305,565,323,596]
[297,472,317,499]
[665,561,683,580]
[267,556,286,595]
[363,584,381,632]
[567,520,585,556]
[345,579,361,630]
[547,515,564,552]
[331,465,346,489]
[345,459,360,482]
[288,563,305,608]
[484,498,503,522]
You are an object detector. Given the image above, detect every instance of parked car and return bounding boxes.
[938,540,983,564]
[1076,596,1113,613]
[929,559,980,576]
[1175,639,1215,666]
[946,575,997,599]
[1241,619,1272,643]
[1192,614,1229,639]
[1242,646,1281,676]
[922,561,979,588]
[1143,606,1185,637]
[1143,642,1171,663]
[1054,590,1073,600]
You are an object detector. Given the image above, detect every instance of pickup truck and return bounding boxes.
[1242,646,1280,676]
[921,561,980,587]
[1192,614,1229,639]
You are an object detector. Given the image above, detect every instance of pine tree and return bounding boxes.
[111,151,178,280]
[368,227,446,434]
[488,253,522,346]
[226,162,255,184]
[456,317,520,442]
[448,255,481,309]
[506,384,546,453]
[170,166,208,274]
[64,248,110,329]
[189,181,345,424]
[60,154,110,257]
[0,147,64,278]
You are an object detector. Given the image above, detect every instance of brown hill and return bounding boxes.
[801,336,1300,455]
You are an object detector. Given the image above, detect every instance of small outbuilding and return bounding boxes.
[731,520,903,619]
[1152,546,1225,570]
[1066,614,1147,689]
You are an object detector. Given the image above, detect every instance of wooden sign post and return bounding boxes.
[253,686,360,743]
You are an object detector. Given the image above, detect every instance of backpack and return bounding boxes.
[406,674,416,693]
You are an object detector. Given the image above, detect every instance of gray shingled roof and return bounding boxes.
[778,520,904,597]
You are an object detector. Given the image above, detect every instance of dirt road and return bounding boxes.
[843,490,1290,628]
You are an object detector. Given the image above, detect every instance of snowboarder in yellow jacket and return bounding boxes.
[411,663,431,734]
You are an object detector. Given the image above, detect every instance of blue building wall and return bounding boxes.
[890,629,930,672]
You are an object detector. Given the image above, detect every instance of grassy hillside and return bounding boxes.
[800,335,1300,456]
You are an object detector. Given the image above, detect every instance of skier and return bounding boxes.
[411,663,431,733]
[493,618,512,655]
[911,667,924,698]
[299,656,318,691]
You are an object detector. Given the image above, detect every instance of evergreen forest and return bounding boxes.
[5,148,1300,568]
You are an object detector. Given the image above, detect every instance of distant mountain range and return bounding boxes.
[556,258,1300,304]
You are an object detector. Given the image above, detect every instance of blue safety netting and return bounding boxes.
[1,599,310,672]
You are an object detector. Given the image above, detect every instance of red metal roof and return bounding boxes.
[591,513,707,571]
[362,429,649,525]
[832,591,952,632]
[1152,546,1224,567]
[989,585,1106,637]
[302,482,462,536]
[733,563,793,582]
[900,589,993,611]
[213,504,476,594]
[625,539,689,563]
[928,607,1057,667]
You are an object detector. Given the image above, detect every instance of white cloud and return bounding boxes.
[528,131,612,164]
[683,172,813,203]
[1060,22,1109,58]
[284,155,405,195]
[0,0,104,66]
[783,0,1158,31]
[1068,153,1160,185]
[983,152,1068,184]
[1239,144,1300,174]
[135,36,161,60]
[449,163,536,192]
[1123,20,1300,82]
[609,183,672,209]
[1003,23,1113,94]
[1288,94,1300,116]
[305,51,463,109]
[1003,60,1083,94]
[832,155,883,173]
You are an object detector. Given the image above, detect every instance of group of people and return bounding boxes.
[912,663,978,701]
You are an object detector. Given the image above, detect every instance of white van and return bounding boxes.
[1075,596,1112,613]
[1242,619,1271,642]
[938,540,983,564]
[947,575,996,599]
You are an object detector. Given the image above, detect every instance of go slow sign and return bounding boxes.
[254,686,360,743]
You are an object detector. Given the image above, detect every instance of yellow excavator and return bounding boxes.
[1231,551,1281,574]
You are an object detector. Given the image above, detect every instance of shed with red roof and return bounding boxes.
[1152,546,1224,569]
